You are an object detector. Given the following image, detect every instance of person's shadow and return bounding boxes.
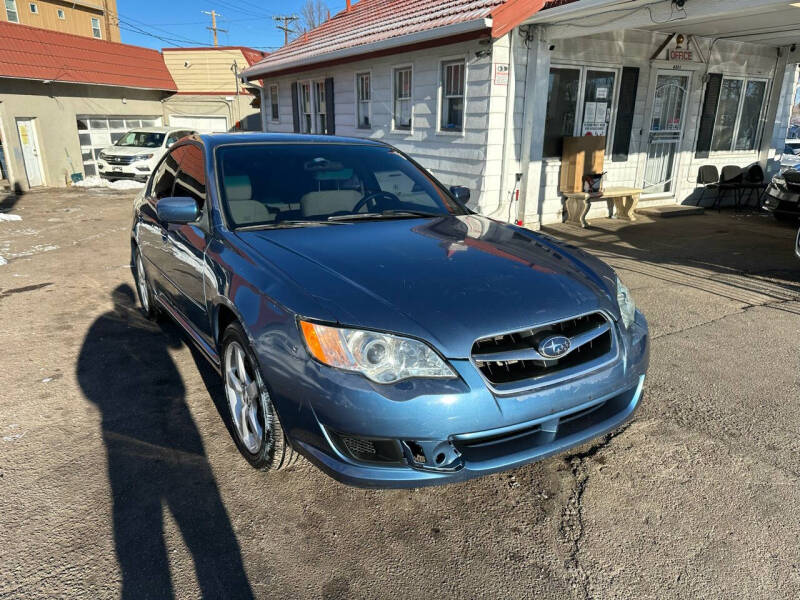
[77,284,253,599]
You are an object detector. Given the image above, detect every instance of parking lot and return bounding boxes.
[1,187,799,599]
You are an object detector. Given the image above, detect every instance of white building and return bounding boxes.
[242,0,800,227]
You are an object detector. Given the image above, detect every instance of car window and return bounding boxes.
[166,131,185,146]
[116,131,165,148]
[172,145,206,208]
[215,143,467,228]
[150,150,179,200]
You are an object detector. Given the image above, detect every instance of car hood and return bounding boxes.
[101,146,163,157]
[236,215,619,358]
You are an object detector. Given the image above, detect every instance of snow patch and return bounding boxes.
[0,213,21,222]
[73,176,144,190]
[0,256,6,266]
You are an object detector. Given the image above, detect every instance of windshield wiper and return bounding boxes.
[237,220,348,231]
[327,210,445,222]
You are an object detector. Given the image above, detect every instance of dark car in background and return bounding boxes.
[762,167,800,221]
[130,133,649,488]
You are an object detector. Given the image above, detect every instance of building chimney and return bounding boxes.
[346,0,351,11]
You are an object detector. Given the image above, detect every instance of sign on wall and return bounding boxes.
[494,64,509,86]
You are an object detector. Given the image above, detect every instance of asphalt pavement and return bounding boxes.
[0,187,798,599]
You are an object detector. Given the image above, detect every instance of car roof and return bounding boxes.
[196,132,387,150]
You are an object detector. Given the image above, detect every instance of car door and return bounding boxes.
[161,143,213,342]
[138,149,180,300]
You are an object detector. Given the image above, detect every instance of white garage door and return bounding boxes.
[169,115,228,133]
[77,115,162,177]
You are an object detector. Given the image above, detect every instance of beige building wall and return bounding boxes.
[1,0,120,42]
[163,49,253,94]
[0,80,168,190]
[162,94,261,132]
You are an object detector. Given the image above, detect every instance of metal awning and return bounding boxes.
[525,0,800,46]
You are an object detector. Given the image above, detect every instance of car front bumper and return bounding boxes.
[762,184,800,215]
[97,160,152,181]
[264,313,650,488]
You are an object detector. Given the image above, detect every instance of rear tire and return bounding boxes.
[221,323,296,471]
[133,246,158,320]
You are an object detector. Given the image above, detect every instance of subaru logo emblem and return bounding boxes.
[539,335,571,359]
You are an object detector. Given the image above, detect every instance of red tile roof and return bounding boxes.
[0,21,177,91]
[243,0,570,78]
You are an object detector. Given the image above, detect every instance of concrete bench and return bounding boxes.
[563,186,642,228]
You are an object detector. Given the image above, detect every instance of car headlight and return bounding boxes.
[135,153,154,161]
[98,151,107,160]
[616,276,636,329]
[299,321,456,384]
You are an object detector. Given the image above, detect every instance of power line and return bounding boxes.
[273,15,298,46]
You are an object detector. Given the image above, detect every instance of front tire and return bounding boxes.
[222,323,295,470]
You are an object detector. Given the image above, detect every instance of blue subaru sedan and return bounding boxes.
[130,133,649,488]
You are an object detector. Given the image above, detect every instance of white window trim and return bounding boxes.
[57,8,64,19]
[354,71,372,131]
[314,79,327,134]
[28,2,37,14]
[545,62,622,159]
[91,16,101,39]
[391,64,414,135]
[298,80,314,134]
[297,79,328,134]
[269,83,280,123]
[5,0,19,22]
[437,55,468,137]
[708,75,770,155]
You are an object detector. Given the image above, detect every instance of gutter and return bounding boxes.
[241,18,492,80]
[0,75,176,93]
[523,0,641,24]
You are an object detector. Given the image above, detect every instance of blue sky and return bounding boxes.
[116,0,346,51]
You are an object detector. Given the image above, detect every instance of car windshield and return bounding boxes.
[215,143,468,228]
[115,131,165,148]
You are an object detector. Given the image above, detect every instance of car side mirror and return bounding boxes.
[450,185,471,204]
[156,197,199,224]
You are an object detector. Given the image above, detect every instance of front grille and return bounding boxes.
[104,155,136,165]
[472,312,615,388]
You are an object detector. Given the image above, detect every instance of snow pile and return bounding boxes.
[0,256,6,266]
[73,176,145,190]
[0,213,21,222]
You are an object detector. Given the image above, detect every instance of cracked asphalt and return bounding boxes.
[1,187,799,599]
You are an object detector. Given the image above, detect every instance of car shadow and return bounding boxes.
[76,284,253,599]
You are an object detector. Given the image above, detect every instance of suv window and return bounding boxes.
[172,145,206,208]
[166,131,189,146]
[151,150,179,200]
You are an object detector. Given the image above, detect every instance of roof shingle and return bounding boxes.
[0,21,176,91]
[243,0,572,78]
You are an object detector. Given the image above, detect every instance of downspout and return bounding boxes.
[494,31,517,218]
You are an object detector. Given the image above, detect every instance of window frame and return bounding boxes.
[5,0,18,23]
[438,57,467,135]
[28,2,36,14]
[91,16,101,39]
[314,80,326,135]
[355,71,372,130]
[543,63,622,159]
[392,65,414,133]
[709,75,770,154]
[57,7,64,18]
[299,81,313,134]
[269,84,279,122]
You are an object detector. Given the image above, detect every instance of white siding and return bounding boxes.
[261,39,495,208]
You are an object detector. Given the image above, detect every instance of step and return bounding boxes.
[635,205,705,218]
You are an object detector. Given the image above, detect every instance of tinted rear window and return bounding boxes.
[215,143,466,227]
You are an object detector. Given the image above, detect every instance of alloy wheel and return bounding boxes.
[224,341,265,454]
[135,251,150,313]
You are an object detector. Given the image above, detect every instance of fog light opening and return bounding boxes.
[405,441,426,464]
[435,452,446,465]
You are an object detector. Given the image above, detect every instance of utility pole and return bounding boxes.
[273,15,298,46]
[201,10,227,47]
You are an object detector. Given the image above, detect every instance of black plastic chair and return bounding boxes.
[739,163,768,208]
[696,165,719,207]
[713,165,744,211]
